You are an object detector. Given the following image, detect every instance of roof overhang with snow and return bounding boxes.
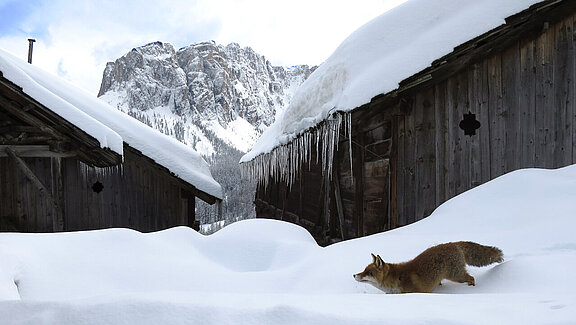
[0,48,223,202]
[241,0,573,186]
[0,72,123,166]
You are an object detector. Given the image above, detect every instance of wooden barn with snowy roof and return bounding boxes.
[241,0,576,245]
[0,49,222,232]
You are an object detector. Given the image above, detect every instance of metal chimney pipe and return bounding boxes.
[27,38,36,64]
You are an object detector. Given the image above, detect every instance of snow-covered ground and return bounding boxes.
[1,164,575,324]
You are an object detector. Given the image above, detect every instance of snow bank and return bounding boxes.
[241,0,543,165]
[0,164,575,324]
[0,48,222,200]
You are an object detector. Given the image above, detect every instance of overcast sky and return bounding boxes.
[0,0,407,95]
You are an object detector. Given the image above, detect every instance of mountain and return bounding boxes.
[97,41,314,223]
[98,41,314,155]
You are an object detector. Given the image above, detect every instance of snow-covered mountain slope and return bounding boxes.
[98,41,314,156]
[0,165,575,324]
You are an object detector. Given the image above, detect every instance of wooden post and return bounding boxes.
[5,147,64,231]
[353,135,365,237]
[332,167,346,240]
[323,172,331,241]
[390,115,399,230]
[217,200,223,220]
[51,157,65,231]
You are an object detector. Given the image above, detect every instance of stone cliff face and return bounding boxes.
[98,41,314,155]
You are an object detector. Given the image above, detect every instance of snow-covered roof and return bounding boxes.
[241,0,544,168]
[0,48,222,201]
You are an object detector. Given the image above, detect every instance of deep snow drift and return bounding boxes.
[1,164,575,324]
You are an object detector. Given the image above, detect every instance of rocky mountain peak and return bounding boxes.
[98,40,314,156]
[97,40,315,223]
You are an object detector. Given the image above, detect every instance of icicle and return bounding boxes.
[347,112,353,184]
[241,111,353,190]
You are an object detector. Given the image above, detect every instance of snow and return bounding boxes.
[0,48,222,200]
[241,0,543,163]
[0,49,124,155]
[205,117,260,153]
[1,164,575,324]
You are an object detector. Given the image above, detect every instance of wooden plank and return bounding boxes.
[534,22,555,167]
[298,166,303,222]
[464,67,479,188]
[51,157,65,231]
[445,77,457,199]
[519,37,537,167]
[353,134,365,236]
[471,60,492,186]
[502,44,522,172]
[390,116,399,230]
[573,16,576,163]
[332,159,346,240]
[553,16,574,166]
[402,102,416,225]
[395,114,406,226]
[413,89,436,219]
[0,158,19,231]
[487,53,506,178]
[434,81,448,206]
[68,160,82,230]
[0,145,75,158]
[454,71,470,197]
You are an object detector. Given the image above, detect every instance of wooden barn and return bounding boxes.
[0,49,222,232]
[241,0,576,245]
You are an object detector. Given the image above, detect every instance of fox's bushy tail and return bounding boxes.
[456,241,503,267]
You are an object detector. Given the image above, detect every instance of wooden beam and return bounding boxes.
[0,96,62,140]
[353,134,365,237]
[0,145,76,158]
[4,146,64,231]
[389,116,399,230]
[332,168,346,240]
[0,84,121,166]
[217,200,223,220]
[51,157,65,231]
[323,171,331,240]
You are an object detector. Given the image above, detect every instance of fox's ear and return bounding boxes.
[375,255,385,268]
[371,253,377,263]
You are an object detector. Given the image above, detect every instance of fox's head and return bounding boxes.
[353,253,392,290]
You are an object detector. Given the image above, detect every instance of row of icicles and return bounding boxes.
[240,111,353,189]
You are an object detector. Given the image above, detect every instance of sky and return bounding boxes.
[0,0,408,95]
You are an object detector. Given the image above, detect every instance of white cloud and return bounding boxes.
[0,0,407,94]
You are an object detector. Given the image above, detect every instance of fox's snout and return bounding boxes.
[353,273,366,282]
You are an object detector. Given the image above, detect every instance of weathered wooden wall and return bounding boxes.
[336,116,392,239]
[395,12,576,226]
[255,149,328,241]
[254,9,576,245]
[0,145,196,232]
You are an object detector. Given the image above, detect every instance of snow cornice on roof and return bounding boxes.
[240,0,570,187]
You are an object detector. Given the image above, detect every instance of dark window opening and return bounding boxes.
[459,112,481,136]
[92,181,104,193]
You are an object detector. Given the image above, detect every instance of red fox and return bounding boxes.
[353,241,503,293]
